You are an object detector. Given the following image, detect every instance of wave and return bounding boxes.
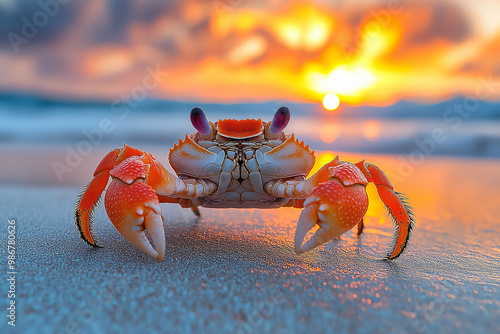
[1,93,499,158]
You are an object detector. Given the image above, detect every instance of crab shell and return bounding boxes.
[168,118,315,208]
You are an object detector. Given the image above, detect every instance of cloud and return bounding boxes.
[460,32,500,76]
[0,1,81,47]
[405,1,471,44]
[0,0,498,105]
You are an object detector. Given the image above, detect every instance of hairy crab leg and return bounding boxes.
[75,149,120,246]
[357,219,365,236]
[355,161,415,259]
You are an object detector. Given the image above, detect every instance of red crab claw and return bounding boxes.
[105,177,165,262]
[75,145,175,262]
[104,156,166,262]
[295,162,369,254]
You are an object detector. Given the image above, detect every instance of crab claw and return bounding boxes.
[295,179,368,254]
[105,179,165,262]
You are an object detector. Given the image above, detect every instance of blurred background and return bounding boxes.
[0,0,499,186]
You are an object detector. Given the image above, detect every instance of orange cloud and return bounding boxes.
[0,0,499,106]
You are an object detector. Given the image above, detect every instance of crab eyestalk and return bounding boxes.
[266,106,290,139]
[190,107,215,140]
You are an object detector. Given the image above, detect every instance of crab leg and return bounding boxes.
[355,161,415,259]
[264,178,311,198]
[75,149,120,246]
[264,156,342,199]
[357,219,365,236]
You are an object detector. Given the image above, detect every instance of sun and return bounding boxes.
[322,93,340,110]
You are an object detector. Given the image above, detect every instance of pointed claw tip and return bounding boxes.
[295,245,309,254]
[384,252,400,261]
[298,241,317,254]
[155,239,165,262]
[294,205,319,255]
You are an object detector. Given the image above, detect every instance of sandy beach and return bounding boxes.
[1,151,499,334]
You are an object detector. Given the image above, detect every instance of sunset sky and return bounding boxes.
[1,0,500,106]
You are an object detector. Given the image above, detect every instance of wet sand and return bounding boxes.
[0,152,499,333]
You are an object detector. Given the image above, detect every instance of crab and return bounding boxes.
[75,107,414,262]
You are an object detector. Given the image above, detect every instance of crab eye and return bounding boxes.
[269,106,290,136]
[190,107,211,136]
